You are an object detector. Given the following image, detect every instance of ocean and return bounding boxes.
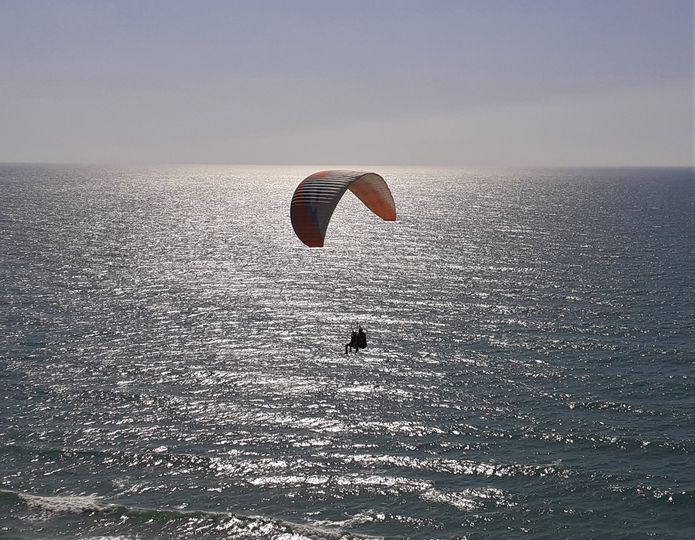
[0,165,693,539]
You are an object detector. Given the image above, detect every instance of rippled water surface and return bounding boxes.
[1,165,693,538]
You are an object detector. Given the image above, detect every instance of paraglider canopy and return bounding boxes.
[290,170,396,247]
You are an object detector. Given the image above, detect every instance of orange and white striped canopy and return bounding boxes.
[290,170,397,247]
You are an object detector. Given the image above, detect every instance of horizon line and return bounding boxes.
[1,161,693,170]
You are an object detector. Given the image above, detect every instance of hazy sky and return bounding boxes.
[1,0,693,166]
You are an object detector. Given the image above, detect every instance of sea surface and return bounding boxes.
[1,165,693,539]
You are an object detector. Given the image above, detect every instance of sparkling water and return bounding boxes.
[1,165,693,538]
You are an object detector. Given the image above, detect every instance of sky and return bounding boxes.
[0,0,693,166]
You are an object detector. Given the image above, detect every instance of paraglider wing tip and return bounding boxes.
[304,239,324,248]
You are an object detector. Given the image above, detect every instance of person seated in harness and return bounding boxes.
[345,325,367,354]
[357,325,367,348]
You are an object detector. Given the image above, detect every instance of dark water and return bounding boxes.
[1,165,693,539]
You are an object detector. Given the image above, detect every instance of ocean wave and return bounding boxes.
[421,487,516,511]
[567,399,660,416]
[527,430,695,454]
[0,489,362,539]
[328,452,573,480]
[608,485,695,506]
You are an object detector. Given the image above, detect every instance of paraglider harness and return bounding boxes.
[345,322,367,354]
